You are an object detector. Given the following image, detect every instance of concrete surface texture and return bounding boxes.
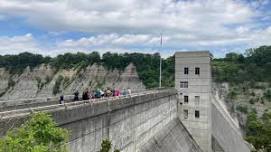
[212,97,250,152]
[140,118,203,152]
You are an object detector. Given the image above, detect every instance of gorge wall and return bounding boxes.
[0,63,145,101]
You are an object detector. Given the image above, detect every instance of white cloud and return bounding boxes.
[58,34,167,48]
[0,33,41,54]
[0,0,270,57]
[0,0,256,34]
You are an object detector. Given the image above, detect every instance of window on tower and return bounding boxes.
[195,67,200,75]
[184,67,189,74]
[184,96,189,103]
[180,81,188,88]
[195,110,200,118]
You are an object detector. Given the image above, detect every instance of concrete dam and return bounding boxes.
[0,51,251,152]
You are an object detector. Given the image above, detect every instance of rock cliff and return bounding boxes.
[0,63,145,100]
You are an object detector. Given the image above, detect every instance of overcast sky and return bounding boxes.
[0,0,270,57]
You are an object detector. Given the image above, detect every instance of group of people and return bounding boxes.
[59,88,132,104]
[73,88,132,101]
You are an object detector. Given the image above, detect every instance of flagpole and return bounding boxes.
[159,33,162,88]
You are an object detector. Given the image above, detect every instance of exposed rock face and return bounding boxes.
[0,63,145,100]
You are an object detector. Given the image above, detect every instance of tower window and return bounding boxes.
[184,96,189,103]
[195,96,200,105]
[195,67,200,75]
[180,81,188,88]
[184,67,189,74]
[184,109,188,119]
[195,110,200,118]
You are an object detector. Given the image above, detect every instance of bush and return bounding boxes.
[236,105,248,114]
[7,78,15,89]
[53,75,64,95]
[227,90,237,100]
[264,89,271,101]
[245,111,271,151]
[63,76,70,89]
[249,98,256,104]
[99,139,120,152]
[0,112,69,152]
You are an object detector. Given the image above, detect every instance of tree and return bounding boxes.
[99,139,120,152]
[264,89,271,101]
[0,112,69,152]
[245,111,271,151]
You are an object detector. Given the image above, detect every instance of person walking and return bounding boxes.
[74,90,79,101]
[59,95,64,104]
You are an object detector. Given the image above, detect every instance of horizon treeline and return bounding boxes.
[0,45,271,88]
[0,51,174,88]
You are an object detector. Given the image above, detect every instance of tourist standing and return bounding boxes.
[74,90,79,101]
[59,95,64,104]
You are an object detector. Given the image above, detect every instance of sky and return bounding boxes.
[0,0,271,58]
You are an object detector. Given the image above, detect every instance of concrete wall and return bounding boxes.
[0,90,182,152]
[175,51,212,152]
[211,99,250,152]
[140,118,203,152]
[0,95,74,112]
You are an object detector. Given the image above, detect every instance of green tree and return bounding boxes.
[99,139,120,152]
[264,89,271,101]
[245,111,271,151]
[0,112,69,152]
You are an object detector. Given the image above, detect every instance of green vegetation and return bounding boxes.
[0,51,173,88]
[236,105,248,114]
[99,139,120,152]
[53,75,64,95]
[213,46,271,84]
[264,89,271,101]
[1,45,271,89]
[7,78,16,89]
[245,111,271,151]
[0,78,16,97]
[0,52,49,74]
[63,76,71,89]
[0,112,69,152]
[50,52,101,69]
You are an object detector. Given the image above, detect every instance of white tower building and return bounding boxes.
[175,51,212,152]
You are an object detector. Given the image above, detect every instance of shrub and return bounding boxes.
[63,76,70,89]
[249,98,256,104]
[227,90,237,100]
[236,105,248,114]
[7,78,15,89]
[264,89,271,101]
[53,75,64,95]
[250,91,256,97]
[0,112,69,152]
[99,139,120,152]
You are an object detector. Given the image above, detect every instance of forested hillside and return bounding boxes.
[0,52,174,89]
[213,46,271,83]
[1,46,271,89]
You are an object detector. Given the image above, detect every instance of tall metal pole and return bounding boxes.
[159,33,162,88]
